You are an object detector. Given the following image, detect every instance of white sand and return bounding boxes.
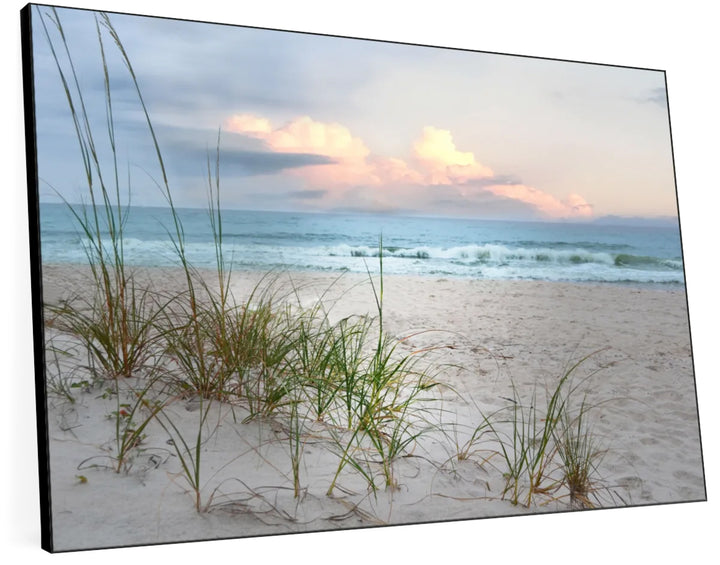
[39,265,704,551]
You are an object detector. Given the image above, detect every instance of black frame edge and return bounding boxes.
[20,3,54,553]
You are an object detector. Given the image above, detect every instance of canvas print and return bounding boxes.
[22,4,705,552]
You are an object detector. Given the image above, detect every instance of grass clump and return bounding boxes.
[554,395,607,507]
[39,8,166,382]
[463,352,608,508]
[322,248,441,494]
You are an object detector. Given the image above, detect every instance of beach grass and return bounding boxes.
[462,352,608,508]
[39,8,166,383]
[554,394,607,507]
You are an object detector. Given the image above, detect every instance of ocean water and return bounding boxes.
[38,203,686,286]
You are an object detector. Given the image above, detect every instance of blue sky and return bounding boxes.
[31,5,677,221]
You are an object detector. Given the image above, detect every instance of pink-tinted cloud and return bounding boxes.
[225,114,272,135]
[564,193,594,216]
[224,113,593,218]
[368,155,424,185]
[412,126,494,184]
[483,184,594,218]
[225,114,377,187]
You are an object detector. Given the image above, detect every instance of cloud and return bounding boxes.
[224,112,593,219]
[161,127,335,177]
[412,126,494,184]
[642,87,668,106]
[225,115,273,136]
[473,174,525,187]
[215,149,334,176]
[177,148,334,177]
[225,114,378,187]
[368,155,424,185]
[482,183,593,218]
[224,115,492,188]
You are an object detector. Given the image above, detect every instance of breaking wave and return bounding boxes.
[328,243,682,271]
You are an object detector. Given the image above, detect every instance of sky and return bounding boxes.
[30,6,678,222]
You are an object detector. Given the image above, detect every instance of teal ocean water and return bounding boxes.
[39,203,685,285]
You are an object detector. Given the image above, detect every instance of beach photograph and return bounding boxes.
[10,0,714,559]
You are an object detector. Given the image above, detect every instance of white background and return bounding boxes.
[2,1,717,562]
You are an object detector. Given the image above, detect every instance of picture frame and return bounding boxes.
[16,1,708,556]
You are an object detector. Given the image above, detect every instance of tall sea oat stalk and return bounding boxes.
[39,7,164,380]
